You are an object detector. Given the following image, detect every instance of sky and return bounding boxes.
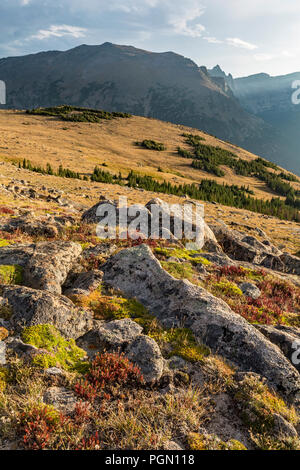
[0,0,299,77]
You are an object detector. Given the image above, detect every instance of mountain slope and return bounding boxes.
[208,66,300,174]
[0,43,278,160]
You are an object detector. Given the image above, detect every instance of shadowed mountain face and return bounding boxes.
[233,72,300,175]
[0,42,297,173]
[0,42,277,158]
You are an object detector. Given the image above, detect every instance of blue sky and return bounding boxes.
[0,0,299,77]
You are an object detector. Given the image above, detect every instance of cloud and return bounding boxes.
[226,37,258,50]
[203,36,222,44]
[167,3,206,37]
[31,25,87,40]
[20,0,31,5]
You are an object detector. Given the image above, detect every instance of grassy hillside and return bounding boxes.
[0,107,299,253]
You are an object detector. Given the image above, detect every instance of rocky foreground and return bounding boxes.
[1,196,300,450]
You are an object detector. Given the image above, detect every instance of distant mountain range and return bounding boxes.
[208,65,300,174]
[0,42,299,174]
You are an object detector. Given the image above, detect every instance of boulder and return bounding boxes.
[103,244,300,404]
[77,319,143,356]
[0,241,82,294]
[255,325,300,373]
[280,253,300,276]
[125,335,164,384]
[145,198,213,246]
[210,223,299,276]
[81,200,117,224]
[2,285,93,339]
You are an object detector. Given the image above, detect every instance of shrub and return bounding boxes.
[136,140,166,151]
[75,352,144,402]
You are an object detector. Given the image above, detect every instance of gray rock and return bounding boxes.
[255,325,300,373]
[126,335,164,384]
[6,337,38,356]
[199,252,233,267]
[63,270,103,297]
[168,356,190,372]
[145,198,214,246]
[45,367,64,376]
[0,241,82,294]
[210,223,298,275]
[273,413,298,438]
[280,253,300,276]
[239,282,261,300]
[77,319,143,357]
[0,341,6,365]
[2,285,93,339]
[43,387,78,414]
[0,214,59,238]
[103,244,300,403]
[83,243,118,260]
[81,200,117,224]
[97,319,143,350]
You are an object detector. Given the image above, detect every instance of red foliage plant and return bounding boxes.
[0,206,15,215]
[75,352,144,402]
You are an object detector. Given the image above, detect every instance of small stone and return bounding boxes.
[45,367,64,376]
[239,282,261,300]
[0,341,6,365]
[43,387,77,414]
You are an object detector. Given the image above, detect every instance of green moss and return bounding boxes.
[161,261,195,281]
[148,326,210,363]
[155,247,211,266]
[212,280,243,298]
[0,265,23,285]
[21,324,88,373]
[0,366,10,392]
[0,239,11,247]
[188,433,247,450]
[232,374,299,434]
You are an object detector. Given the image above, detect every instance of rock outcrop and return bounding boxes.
[0,241,82,294]
[103,244,300,403]
[1,285,92,339]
